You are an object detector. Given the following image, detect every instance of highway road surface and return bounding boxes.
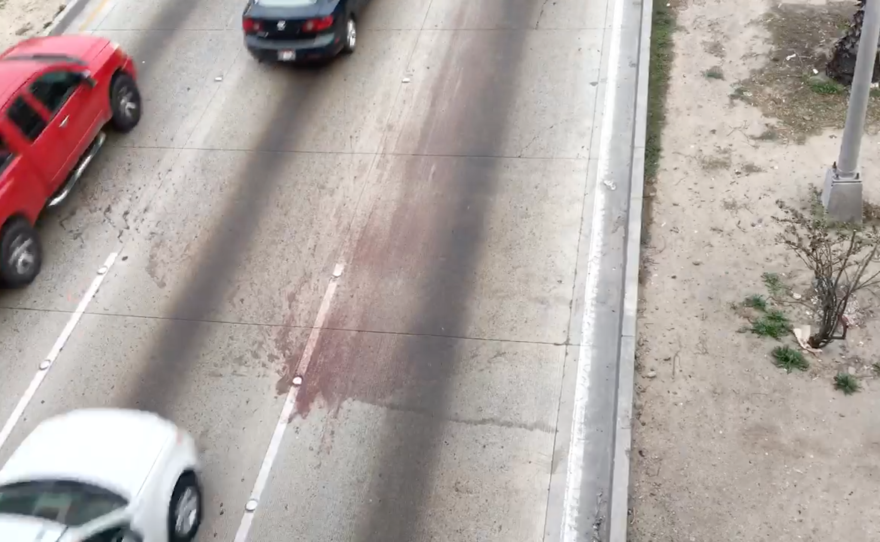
[0,0,649,540]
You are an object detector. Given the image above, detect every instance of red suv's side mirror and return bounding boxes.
[79,70,97,88]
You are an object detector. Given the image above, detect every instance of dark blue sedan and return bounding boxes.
[242,0,368,63]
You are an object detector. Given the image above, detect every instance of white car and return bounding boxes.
[0,409,202,542]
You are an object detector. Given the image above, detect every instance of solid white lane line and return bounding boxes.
[561,0,626,539]
[0,251,119,452]
[233,264,344,542]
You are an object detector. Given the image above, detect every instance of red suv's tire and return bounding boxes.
[0,218,42,288]
[110,73,142,133]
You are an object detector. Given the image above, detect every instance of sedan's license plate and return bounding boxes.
[278,50,296,61]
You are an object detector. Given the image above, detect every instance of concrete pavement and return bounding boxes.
[0,0,649,540]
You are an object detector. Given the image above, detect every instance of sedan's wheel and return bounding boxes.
[168,473,202,542]
[0,218,42,288]
[342,17,357,54]
[109,73,142,133]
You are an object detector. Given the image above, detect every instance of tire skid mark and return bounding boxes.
[121,62,329,413]
[357,22,533,539]
[276,2,538,539]
[90,1,235,240]
[111,1,206,84]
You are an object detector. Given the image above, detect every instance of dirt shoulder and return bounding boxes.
[1,0,68,52]
[631,0,880,540]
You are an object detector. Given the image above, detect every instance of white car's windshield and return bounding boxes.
[0,480,126,526]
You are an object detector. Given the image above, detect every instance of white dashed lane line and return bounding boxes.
[0,251,119,452]
[233,262,344,542]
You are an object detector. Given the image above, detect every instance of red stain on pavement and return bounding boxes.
[274,273,312,395]
[289,158,456,420]
[281,45,470,423]
[293,329,413,420]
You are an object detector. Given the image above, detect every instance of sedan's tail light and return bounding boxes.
[302,15,334,32]
[243,17,262,33]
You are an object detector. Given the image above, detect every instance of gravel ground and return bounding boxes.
[1,0,68,51]
[631,0,880,540]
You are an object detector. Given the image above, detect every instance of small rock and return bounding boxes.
[15,23,33,36]
[792,292,802,300]
[402,77,411,83]
[214,76,223,82]
[692,260,703,266]
[646,370,657,379]
[847,366,856,375]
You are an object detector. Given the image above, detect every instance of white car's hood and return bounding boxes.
[0,409,176,500]
[0,513,65,542]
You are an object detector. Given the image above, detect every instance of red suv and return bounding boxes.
[0,35,141,288]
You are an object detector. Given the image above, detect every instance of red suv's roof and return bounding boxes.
[0,35,110,105]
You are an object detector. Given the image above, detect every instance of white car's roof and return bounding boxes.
[0,409,176,501]
[0,513,65,542]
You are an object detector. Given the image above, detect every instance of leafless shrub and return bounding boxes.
[775,195,880,348]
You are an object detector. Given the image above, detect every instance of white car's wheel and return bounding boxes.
[168,473,202,542]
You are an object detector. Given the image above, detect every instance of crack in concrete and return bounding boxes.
[356,397,557,434]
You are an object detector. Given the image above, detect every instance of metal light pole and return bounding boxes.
[823,0,880,223]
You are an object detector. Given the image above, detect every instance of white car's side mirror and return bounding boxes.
[119,528,144,542]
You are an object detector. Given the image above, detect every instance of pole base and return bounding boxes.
[822,168,863,224]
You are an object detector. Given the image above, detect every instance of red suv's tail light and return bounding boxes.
[302,15,334,32]
[243,17,262,33]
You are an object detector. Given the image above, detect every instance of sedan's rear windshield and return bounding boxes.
[0,480,126,526]
[254,0,319,7]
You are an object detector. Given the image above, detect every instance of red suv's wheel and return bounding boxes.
[0,218,42,288]
[110,73,142,133]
